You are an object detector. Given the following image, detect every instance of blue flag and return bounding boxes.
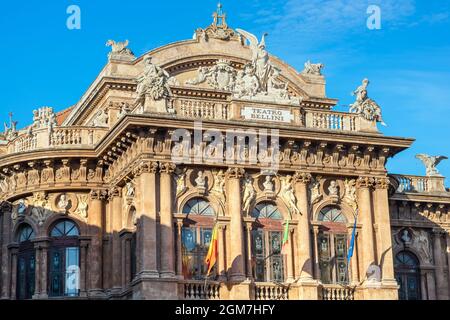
[347,216,357,263]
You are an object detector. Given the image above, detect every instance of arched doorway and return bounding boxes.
[395,251,421,300]
[16,224,36,300]
[48,219,80,297]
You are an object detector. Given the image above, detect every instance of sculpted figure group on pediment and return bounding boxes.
[185,29,300,105]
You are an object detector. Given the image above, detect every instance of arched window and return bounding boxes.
[395,251,421,300]
[252,202,282,220]
[16,224,36,300]
[251,202,284,283]
[317,206,349,285]
[318,206,346,223]
[182,198,215,216]
[181,198,216,280]
[48,220,80,297]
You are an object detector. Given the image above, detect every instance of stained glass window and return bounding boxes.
[251,203,284,283]
[183,198,216,216]
[49,220,80,297]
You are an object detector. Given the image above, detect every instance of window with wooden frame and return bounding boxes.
[251,202,284,283]
[48,220,80,297]
[181,198,216,280]
[17,224,36,300]
[317,206,349,285]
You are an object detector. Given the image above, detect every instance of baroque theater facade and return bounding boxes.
[1,7,450,301]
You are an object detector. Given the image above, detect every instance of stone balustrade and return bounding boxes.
[305,110,359,132]
[176,99,229,120]
[392,174,447,193]
[181,281,221,300]
[173,97,371,133]
[320,285,355,300]
[254,283,289,300]
[6,126,109,154]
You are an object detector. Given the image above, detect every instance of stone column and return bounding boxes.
[135,160,159,278]
[446,233,450,299]
[373,178,397,285]
[356,177,377,283]
[88,189,107,296]
[426,271,437,300]
[0,203,12,299]
[79,240,89,298]
[226,168,246,282]
[109,187,123,292]
[312,225,321,280]
[245,222,253,279]
[218,224,227,281]
[159,162,176,278]
[33,243,41,299]
[351,229,360,285]
[285,223,294,282]
[10,247,18,299]
[293,172,313,281]
[39,242,49,299]
[176,221,183,279]
[432,230,449,300]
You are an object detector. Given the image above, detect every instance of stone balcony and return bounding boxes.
[173,96,379,134]
[391,174,447,194]
[4,126,109,154]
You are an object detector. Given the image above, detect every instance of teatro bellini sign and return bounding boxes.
[241,106,294,123]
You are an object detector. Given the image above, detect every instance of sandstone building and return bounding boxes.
[1,6,449,300]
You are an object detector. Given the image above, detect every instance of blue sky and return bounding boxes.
[1,0,449,180]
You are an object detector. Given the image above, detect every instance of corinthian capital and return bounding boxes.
[108,186,122,200]
[293,171,312,184]
[374,177,390,190]
[225,167,245,179]
[356,176,375,189]
[160,162,176,174]
[90,189,108,201]
[133,160,158,176]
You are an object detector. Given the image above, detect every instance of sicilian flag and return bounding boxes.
[347,215,357,263]
[204,225,219,276]
[281,220,290,255]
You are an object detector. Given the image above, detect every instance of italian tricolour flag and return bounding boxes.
[281,220,290,255]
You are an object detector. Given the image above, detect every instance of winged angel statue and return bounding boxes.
[235,29,272,91]
[415,154,448,176]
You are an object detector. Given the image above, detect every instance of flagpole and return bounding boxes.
[346,209,358,287]
[204,218,218,293]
